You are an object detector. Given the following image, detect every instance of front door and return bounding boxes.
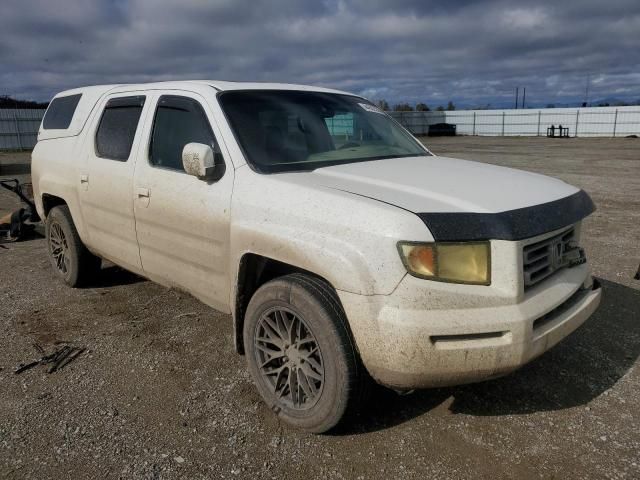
[132,92,234,312]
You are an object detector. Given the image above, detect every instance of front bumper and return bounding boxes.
[337,264,602,389]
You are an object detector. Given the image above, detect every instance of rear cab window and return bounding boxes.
[42,94,82,130]
[95,96,146,161]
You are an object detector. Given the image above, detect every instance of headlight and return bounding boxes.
[397,241,491,285]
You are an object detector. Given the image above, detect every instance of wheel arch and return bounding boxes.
[41,193,68,218]
[233,253,347,355]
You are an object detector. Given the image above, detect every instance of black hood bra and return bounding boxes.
[416,190,596,242]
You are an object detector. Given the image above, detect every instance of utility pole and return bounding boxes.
[584,74,591,107]
[522,87,526,109]
[515,87,519,110]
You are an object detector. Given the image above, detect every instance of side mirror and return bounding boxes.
[182,142,216,180]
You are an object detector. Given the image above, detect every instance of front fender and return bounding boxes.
[228,169,433,297]
[230,221,390,296]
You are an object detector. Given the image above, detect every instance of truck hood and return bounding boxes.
[277,156,595,241]
[309,155,577,214]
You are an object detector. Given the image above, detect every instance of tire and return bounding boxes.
[45,205,101,287]
[243,273,364,433]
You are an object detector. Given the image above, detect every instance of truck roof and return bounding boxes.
[52,80,352,99]
[39,81,357,141]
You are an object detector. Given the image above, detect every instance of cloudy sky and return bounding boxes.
[2,0,639,107]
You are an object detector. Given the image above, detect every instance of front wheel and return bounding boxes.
[243,273,364,433]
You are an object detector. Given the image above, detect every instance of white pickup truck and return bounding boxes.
[32,81,602,432]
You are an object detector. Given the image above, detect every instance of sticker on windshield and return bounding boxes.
[358,103,385,114]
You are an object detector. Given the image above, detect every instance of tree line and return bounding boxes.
[0,96,49,109]
[377,99,640,111]
[375,99,456,112]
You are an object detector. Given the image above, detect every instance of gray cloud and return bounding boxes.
[2,0,639,107]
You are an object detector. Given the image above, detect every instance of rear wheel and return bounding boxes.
[45,205,101,287]
[244,273,364,433]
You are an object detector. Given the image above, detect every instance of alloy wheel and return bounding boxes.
[49,222,70,274]
[254,307,324,410]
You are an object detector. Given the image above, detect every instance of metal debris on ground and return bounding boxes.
[14,344,86,374]
[0,178,40,242]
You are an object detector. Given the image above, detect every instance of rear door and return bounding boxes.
[132,91,234,312]
[79,93,150,273]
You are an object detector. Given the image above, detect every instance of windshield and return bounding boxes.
[218,90,429,173]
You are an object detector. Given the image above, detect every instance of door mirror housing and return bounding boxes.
[182,142,217,180]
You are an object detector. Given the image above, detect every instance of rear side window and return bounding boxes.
[95,96,146,161]
[149,95,221,172]
[42,94,82,129]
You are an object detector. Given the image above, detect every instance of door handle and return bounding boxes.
[136,187,150,198]
[80,174,89,191]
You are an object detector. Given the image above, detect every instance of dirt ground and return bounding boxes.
[1,137,639,479]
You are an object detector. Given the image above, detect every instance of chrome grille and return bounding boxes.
[523,228,582,289]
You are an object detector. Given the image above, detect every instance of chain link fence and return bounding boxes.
[388,106,640,137]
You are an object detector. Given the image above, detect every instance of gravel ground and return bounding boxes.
[1,137,639,479]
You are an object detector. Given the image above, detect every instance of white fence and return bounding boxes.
[389,106,640,137]
[0,109,46,150]
[1,105,638,151]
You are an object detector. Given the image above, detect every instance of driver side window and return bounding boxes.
[149,95,222,172]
